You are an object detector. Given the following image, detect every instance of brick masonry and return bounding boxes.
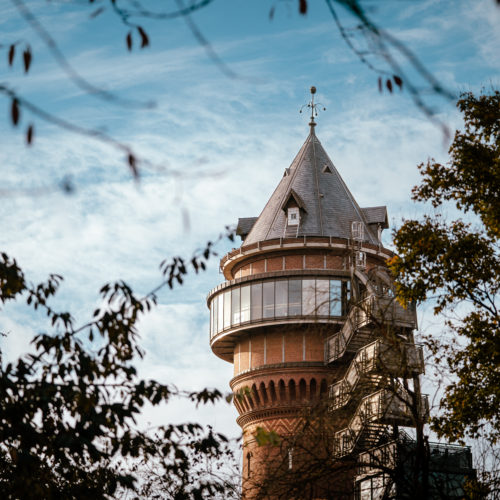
[209,237,391,498]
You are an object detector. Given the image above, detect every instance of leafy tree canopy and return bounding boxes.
[0,238,239,499]
[389,91,500,444]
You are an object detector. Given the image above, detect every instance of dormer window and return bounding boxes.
[288,207,299,226]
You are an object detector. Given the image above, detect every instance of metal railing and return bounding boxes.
[329,340,425,411]
[325,295,417,364]
[332,386,429,458]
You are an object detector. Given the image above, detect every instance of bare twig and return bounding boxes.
[11,0,155,109]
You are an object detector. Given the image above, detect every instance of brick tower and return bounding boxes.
[207,89,426,499]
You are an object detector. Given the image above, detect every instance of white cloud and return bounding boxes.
[0,0,496,453]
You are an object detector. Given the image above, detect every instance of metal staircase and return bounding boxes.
[332,386,429,458]
[329,340,424,411]
[325,294,417,364]
[325,266,426,462]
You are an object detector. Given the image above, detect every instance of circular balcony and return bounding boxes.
[219,236,394,279]
[208,273,353,361]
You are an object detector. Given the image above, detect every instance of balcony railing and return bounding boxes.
[356,438,473,479]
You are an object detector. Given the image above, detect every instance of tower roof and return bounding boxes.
[242,130,384,246]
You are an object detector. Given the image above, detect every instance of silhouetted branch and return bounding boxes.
[0,84,145,179]
[325,0,455,136]
[12,0,155,109]
[120,0,215,21]
[175,0,239,80]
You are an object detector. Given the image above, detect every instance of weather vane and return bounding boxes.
[300,86,326,129]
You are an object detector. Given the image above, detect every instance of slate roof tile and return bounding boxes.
[243,130,385,246]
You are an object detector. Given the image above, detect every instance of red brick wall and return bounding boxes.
[326,254,343,270]
[252,259,265,274]
[285,254,302,270]
[284,330,303,362]
[267,256,284,272]
[305,254,324,269]
[231,250,350,279]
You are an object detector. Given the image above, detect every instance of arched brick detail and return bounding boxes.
[310,378,317,400]
[231,366,337,416]
[251,383,261,406]
[269,380,277,403]
[233,397,242,413]
[320,378,328,397]
[246,394,255,410]
[289,379,296,402]
[260,382,268,404]
[299,378,307,401]
[278,379,286,403]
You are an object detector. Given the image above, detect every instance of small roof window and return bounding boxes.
[288,207,299,226]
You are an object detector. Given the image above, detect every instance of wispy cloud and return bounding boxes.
[0,0,497,445]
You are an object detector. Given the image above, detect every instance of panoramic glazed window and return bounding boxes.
[316,280,329,316]
[302,280,315,316]
[342,281,351,316]
[217,293,224,334]
[263,281,275,319]
[210,300,215,336]
[330,280,342,316]
[223,290,231,330]
[288,279,301,316]
[240,285,250,323]
[231,287,240,325]
[275,281,288,317]
[251,283,262,321]
[210,277,351,337]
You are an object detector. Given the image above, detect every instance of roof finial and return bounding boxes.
[300,86,326,132]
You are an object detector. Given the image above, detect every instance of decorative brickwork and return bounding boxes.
[208,128,418,499]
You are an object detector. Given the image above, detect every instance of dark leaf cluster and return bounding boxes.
[390,91,500,445]
[0,233,237,498]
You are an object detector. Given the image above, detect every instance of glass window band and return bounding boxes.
[210,277,351,338]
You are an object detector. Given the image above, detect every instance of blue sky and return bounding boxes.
[0,0,499,448]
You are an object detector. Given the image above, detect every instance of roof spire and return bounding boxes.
[300,86,326,132]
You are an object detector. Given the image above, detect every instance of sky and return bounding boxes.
[0,0,499,459]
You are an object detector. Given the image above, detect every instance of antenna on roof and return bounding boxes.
[299,86,326,131]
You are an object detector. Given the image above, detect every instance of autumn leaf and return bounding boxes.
[393,75,403,89]
[23,46,32,73]
[11,98,20,126]
[26,124,34,145]
[137,26,149,48]
[8,44,15,66]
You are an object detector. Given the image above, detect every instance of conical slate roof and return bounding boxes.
[243,130,381,246]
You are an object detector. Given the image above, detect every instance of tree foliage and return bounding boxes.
[0,233,239,499]
[389,91,500,445]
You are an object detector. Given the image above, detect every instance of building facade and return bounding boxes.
[207,94,467,498]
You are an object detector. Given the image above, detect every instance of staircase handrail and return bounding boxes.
[333,385,429,457]
[325,294,417,364]
[329,340,425,410]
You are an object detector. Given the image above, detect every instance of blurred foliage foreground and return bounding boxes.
[0,92,498,499]
[390,91,500,449]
